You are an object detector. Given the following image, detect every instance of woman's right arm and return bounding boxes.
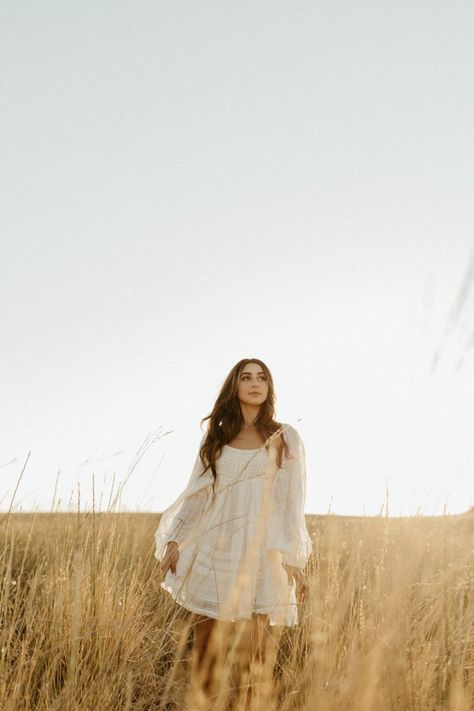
[160,483,212,575]
[165,483,212,548]
[154,432,212,564]
[161,540,179,576]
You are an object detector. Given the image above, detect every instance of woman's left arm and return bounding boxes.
[271,427,313,572]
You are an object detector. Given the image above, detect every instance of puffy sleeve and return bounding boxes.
[154,432,213,562]
[268,425,313,569]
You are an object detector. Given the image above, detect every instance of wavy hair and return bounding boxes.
[197,358,293,488]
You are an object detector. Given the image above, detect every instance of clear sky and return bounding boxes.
[1,1,473,517]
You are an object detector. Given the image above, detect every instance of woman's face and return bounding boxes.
[236,363,269,406]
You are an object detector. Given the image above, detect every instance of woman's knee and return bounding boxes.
[192,614,216,646]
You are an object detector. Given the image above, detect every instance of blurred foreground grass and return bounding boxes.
[0,510,472,710]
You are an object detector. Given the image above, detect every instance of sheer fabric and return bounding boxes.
[154,423,312,626]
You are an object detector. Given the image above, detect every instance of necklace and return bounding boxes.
[242,416,257,430]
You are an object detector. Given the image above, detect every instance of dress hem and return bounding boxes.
[160,580,299,628]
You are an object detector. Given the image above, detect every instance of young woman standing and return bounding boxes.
[155,358,312,703]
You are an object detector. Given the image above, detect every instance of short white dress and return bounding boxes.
[154,423,313,627]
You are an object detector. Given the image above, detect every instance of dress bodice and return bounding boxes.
[214,445,267,492]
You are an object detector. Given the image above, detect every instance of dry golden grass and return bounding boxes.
[0,509,472,710]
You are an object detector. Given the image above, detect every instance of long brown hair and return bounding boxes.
[197,358,293,488]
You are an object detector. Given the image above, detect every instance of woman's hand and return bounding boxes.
[161,540,179,576]
[282,563,309,603]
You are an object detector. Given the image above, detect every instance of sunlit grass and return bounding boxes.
[0,505,472,710]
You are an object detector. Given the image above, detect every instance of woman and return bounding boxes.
[154,358,313,699]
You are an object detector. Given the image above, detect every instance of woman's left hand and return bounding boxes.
[282,563,309,603]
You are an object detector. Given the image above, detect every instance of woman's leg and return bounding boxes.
[192,613,217,670]
[249,612,270,663]
[188,612,274,706]
[244,613,279,708]
[189,613,228,703]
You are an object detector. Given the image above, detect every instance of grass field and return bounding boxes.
[0,510,472,710]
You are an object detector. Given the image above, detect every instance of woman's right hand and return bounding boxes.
[161,540,179,576]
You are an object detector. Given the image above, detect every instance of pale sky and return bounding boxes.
[1,1,473,517]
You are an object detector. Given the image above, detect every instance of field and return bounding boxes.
[0,510,472,710]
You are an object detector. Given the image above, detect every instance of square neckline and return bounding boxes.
[224,444,264,452]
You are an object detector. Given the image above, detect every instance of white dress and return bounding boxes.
[154,423,312,627]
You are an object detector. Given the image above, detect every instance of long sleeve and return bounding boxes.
[165,485,210,548]
[268,426,313,569]
[154,433,213,563]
